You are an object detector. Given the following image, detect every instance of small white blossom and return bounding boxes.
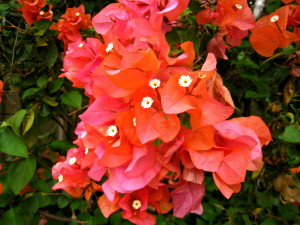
[270,15,279,22]
[141,97,154,109]
[39,11,45,15]
[68,157,77,165]
[107,125,118,137]
[49,10,53,15]
[133,118,136,127]
[178,75,193,87]
[106,43,114,53]
[58,174,64,182]
[75,12,80,16]
[235,4,243,9]
[132,200,142,210]
[149,79,161,89]
[78,43,84,48]
[85,147,89,155]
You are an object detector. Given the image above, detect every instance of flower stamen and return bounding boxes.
[132,199,142,210]
[178,75,193,87]
[270,15,279,22]
[58,174,64,182]
[149,78,161,89]
[69,157,77,165]
[141,97,154,108]
[107,125,118,137]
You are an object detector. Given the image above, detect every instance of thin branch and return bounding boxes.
[67,105,88,116]
[38,210,86,224]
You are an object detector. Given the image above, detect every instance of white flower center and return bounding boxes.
[85,147,89,155]
[106,43,114,53]
[132,199,142,210]
[141,96,154,109]
[235,4,243,9]
[49,10,53,15]
[133,117,136,127]
[58,174,64,182]
[69,157,77,165]
[39,11,45,15]
[149,78,161,89]
[107,125,118,137]
[270,15,279,22]
[178,75,193,87]
[75,12,80,16]
[78,43,84,48]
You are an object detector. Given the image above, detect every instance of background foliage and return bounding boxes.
[0,0,299,224]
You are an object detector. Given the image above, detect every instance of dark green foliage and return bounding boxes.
[0,0,299,224]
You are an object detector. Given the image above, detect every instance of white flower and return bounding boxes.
[270,15,279,22]
[133,118,136,127]
[141,97,154,109]
[84,147,89,155]
[132,199,142,210]
[149,78,161,89]
[106,43,114,53]
[235,4,243,9]
[49,10,53,15]
[39,11,45,15]
[58,174,64,182]
[68,157,77,165]
[178,75,193,87]
[78,43,84,48]
[75,12,80,16]
[107,125,118,137]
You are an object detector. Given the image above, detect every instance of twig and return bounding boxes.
[10,28,19,76]
[38,210,86,224]
[67,105,88,116]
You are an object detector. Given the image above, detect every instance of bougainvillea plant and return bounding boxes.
[43,1,273,224]
[0,0,299,224]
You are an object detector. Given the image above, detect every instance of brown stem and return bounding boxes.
[67,105,88,116]
[38,210,86,224]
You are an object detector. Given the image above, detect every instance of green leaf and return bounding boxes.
[57,195,70,209]
[19,194,39,215]
[261,218,279,225]
[42,96,59,107]
[60,90,82,108]
[49,79,63,93]
[37,42,58,68]
[23,109,35,135]
[0,126,28,158]
[278,203,299,220]
[5,109,27,135]
[0,208,21,225]
[18,43,33,62]
[35,20,51,36]
[22,88,40,100]
[0,3,10,14]
[49,140,76,151]
[37,75,48,88]
[278,125,300,143]
[7,157,36,195]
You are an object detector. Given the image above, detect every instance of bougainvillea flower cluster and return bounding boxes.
[250,3,300,57]
[196,0,256,59]
[49,5,92,51]
[51,2,272,225]
[17,0,53,26]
